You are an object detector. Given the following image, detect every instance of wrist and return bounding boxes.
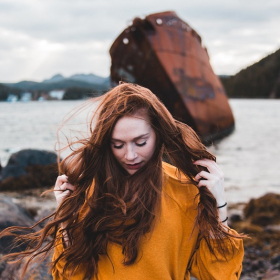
[60,222,68,229]
[217,202,227,208]
[221,216,228,223]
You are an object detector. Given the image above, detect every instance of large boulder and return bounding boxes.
[229,193,280,279]
[0,195,52,279]
[1,149,57,180]
[0,195,34,254]
[0,149,59,191]
[0,254,53,280]
[244,193,280,226]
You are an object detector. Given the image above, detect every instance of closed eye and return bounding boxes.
[136,141,147,147]
[113,144,124,149]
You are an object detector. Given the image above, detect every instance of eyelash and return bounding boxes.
[136,141,147,147]
[113,141,147,149]
[113,144,124,149]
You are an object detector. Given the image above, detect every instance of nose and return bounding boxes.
[125,145,137,161]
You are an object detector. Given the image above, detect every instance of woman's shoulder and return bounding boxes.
[162,161,191,183]
[162,161,198,194]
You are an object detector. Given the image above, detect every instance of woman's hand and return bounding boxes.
[54,175,75,245]
[54,175,75,207]
[193,158,226,205]
[193,159,228,226]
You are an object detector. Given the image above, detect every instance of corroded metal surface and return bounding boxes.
[110,11,234,142]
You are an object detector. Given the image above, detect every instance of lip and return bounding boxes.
[125,162,143,170]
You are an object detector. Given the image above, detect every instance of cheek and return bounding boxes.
[144,139,156,158]
[111,147,122,161]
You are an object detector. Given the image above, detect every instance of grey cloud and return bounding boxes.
[0,0,278,43]
[0,0,279,81]
[0,2,126,42]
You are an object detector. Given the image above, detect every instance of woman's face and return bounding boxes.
[111,111,157,175]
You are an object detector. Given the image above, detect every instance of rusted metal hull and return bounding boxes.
[110,11,234,143]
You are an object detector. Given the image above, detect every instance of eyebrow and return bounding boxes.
[111,133,149,142]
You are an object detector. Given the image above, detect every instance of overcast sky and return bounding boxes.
[0,0,279,83]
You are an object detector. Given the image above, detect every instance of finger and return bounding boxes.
[54,183,75,194]
[55,175,68,186]
[193,158,216,167]
[197,179,211,188]
[195,171,215,181]
[54,175,69,190]
[60,182,75,192]
[59,189,71,198]
[56,190,71,206]
[201,159,221,172]
[193,159,220,174]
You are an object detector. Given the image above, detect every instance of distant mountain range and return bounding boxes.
[42,73,109,85]
[220,48,280,98]
[2,48,280,99]
[2,73,110,92]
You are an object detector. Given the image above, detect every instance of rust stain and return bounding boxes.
[110,11,234,143]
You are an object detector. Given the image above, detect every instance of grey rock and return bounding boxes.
[230,213,242,223]
[0,195,53,279]
[0,253,53,280]
[271,254,280,265]
[1,149,57,180]
[0,194,34,254]
[262,270,280,280]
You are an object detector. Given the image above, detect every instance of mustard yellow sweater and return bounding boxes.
[52,162,244,280]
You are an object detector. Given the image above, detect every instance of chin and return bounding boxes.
[126,169,137,175]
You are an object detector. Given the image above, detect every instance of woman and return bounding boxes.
[1,83,244,279]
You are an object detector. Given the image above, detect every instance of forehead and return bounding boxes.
[112,113,151,139]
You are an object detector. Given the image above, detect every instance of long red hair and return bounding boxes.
[0,83,242,279]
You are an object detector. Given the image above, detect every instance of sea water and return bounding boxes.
[0,99,279,204]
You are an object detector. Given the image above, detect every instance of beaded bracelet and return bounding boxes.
[217,202,227,209]
[221,217,228,223]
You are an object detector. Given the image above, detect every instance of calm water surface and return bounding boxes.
[0,99,279,204]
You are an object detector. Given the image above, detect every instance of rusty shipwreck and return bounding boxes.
[110,11,234,143]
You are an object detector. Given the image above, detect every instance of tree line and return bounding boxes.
[220,48,280,98]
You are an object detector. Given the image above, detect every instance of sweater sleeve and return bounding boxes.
[52,239,87,280]
[52,181,95,279]
[188,230,244,280]
[52,238,67,280]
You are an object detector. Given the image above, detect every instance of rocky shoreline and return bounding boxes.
[0,149,58,279]
[0,149,280,279]
[229,194,280,280]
